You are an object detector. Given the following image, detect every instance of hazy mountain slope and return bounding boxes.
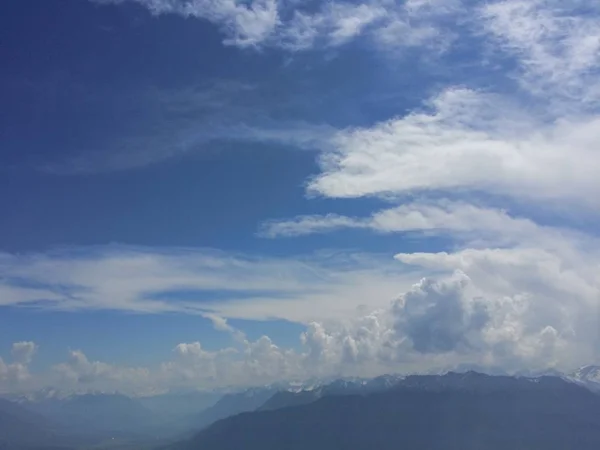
[258,374,403,411]
[568,365,600,392]
[258,389,322,411]
[26,393,161,438]
[137,391,222,418]
[0,398,65,449]
[193,387,278,430]
[176,373,600,450]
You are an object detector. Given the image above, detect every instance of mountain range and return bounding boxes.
[4,366,600,449]
[173,372,600,450]
[0,397,67,450]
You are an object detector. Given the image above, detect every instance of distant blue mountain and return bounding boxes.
[0,397,63,448]
[259,374,404,411]
[172,372,600,450]
[192,387,280,431]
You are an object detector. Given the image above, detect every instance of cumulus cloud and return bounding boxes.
[0,361,32,392]
[4,0,598,394]
[4,216,598,393]
[37,336,296,393]
[0,342,38,393]
[394,248,596,370]
[394,272,489,354]
[51,349,152,393]
[11,342,38,365]
[4,235,599,393]
[253,0,600,381]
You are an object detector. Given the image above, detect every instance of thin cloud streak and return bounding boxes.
[0,245,419,323]
[93,0,461,51]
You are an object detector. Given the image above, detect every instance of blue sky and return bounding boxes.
[1,0,600,395]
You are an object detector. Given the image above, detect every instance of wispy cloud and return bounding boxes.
[42,120,333,174]
[305,87,600,209]
[37,80,335,174]
[480,0,600,104]
[5,0,600,394]
[0,246,417,323]
[242,0,600,389]
[4,198,600,393]
[93,0,461,52]
[259,200,589,248]
[95,0,279,47]
[279,2,387,50]
[6,236,599,394]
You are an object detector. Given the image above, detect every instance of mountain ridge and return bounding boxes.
[173,372,600,450]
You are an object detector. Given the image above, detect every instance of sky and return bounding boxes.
[1,0,600,395]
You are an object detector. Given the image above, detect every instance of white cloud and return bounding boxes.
[480,0,600,104]
[260,200,586,249]
[0,343,38,393]
[260,191,600,374]
[260,213,363,238]
[261,203,600,377]
[11,342,38,365]
[96,0,279,47]
[3,228,599,393]
[52,349,152,393]
[0,246,419,323]
[5,0,599,394]
[249,0,600,384]
[290,235,599,376]
[306,87,600,209]
[394,248,599,369]
[394,272,489,354]
[280,2,386,50]
[93,0,459,52]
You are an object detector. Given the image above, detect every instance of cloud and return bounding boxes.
[4,0,600,395]
[394,272,489,354]
[0,360,32,392]
[36,79,334,174]
[11,342,38,365]
[0,343,38,393]
[480,0,600,104]
[306,87,600,209]
[260,202,600,377]
[40,336,298,393]
[295,242,595,375]
[394,248,597,369]
[3,203,599,393]
[52,349,152,392]
[0,245,419,324]
[259,187,600,374]
[260,213,363,238]
[202,313,247,342]
[95,0,279,47]
[260,200,584,248]
[249,0,600,385]
[93,0,460,52]
[280,2,387,50]
[44,119,333,174]
[3,229,599,393]
[291,238,598,377]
